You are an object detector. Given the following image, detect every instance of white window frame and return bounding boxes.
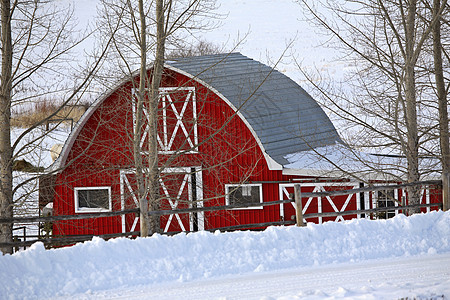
[225,184,263,210]
[74,186,112,213]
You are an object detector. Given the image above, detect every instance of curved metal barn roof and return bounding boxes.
[168,52,341,166]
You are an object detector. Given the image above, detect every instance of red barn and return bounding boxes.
[45,53,437,237]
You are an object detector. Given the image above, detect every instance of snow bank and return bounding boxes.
[1,211,449,299]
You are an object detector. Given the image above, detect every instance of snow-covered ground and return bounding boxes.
[4,1,448,299]
[83,254,450,300]
[1,211,449,299]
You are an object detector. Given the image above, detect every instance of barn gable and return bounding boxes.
[50,53,341,173]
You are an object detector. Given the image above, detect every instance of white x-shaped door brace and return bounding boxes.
[279,183,360,224]
[132,87,198,154]
[120,167,204,233]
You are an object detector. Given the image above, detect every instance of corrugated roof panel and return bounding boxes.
[169,53,341,165]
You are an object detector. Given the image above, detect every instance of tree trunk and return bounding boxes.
[432,0,450,176]
[0,0,13,255]
[404,0,421,214]
[147,0,165,235]
[137,0,150,237]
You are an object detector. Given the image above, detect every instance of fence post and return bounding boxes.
[294,184,305,227]
[443,172,449,211]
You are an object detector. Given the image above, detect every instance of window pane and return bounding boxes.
[377,190,395,219]
[78,190,90,208]
[229,186,260,206]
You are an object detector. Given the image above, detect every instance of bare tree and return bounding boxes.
[430,0,449,175]
[296,0,448,212]
[146,0,165,235]
[0,1,112,254]
[133,0,166,236]
[0,0,14,255]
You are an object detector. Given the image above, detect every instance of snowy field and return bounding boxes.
[70,0,341,89]
[1,211,449,299]
[4,1,449,299]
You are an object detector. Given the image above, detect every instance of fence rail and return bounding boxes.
[303,202,442,219]
[0,209,140,224]
[0,179,445,250]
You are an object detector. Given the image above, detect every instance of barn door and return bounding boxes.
[279,183,360,224]
[120,167,204,234]
[279,184,322,224]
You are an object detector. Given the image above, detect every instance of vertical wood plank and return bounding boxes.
[294,184,305,227]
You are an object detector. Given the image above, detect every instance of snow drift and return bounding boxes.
[1,211,449,299]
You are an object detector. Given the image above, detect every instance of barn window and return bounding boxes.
[74,187,112,213]
[225,184,263,209]
[376,190,396,219]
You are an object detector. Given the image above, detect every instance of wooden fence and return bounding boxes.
[0,178,446,251]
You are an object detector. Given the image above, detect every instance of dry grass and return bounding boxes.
[12,100,87,128]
